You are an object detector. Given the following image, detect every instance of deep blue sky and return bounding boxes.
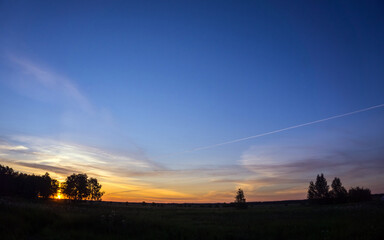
[0,0,384,202]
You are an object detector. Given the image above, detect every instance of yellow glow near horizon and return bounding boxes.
[55,183,62,200]
[1,160,309,202]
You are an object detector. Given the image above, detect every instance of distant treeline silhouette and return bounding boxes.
[308,173,371,204]
[0,164,58,199]
[1,164,374,204]
[0,164,104,201]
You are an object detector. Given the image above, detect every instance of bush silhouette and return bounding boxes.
[348,187,372,202]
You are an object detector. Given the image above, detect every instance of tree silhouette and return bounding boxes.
[61,173,104,201]
[307,181,316,200]
[330,177,347,203]
[308,174,374,204]
[1,164,104,201]
[62,173,90,200]
[315,174,329,199]
[0,165,16,196]
[0,164,58,199]
[307,173,329,203]
[234,188,247,209]
[88,177,104,201]
[38,173,59,199]
[348,187,372,202]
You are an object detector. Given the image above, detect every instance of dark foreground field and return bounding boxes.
[1,198,383,240]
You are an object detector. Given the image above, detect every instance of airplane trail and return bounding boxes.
[162,103,384,158]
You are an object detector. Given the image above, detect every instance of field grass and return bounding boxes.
[1,198,383,240]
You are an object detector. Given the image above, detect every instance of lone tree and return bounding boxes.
[61,173,104,201]
[329,177,347,203]
[307,173,329,203]
[234,188,247,209]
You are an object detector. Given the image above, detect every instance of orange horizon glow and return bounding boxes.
[1,141,383,204]
[2,160,381,203]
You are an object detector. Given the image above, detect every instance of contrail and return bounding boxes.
[161,103,384,158]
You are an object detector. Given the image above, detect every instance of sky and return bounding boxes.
[0,0,384,203]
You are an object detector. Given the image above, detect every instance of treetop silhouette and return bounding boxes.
[234,188,247,209]
[0,164,104,201]
[61,173,104,201]
[308,173,371,204]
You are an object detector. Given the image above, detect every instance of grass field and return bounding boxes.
[1,198,383,240]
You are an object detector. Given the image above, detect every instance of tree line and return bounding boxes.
[307,173,371,204]
[0,164,104,201]
[233,173,373,209]
[1,164,374,204]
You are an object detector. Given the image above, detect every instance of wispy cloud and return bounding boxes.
[8,55,93,113]
[1,130,383,202]
[1,135,160,176]
[0,144,28,151]
[0,134,207,201]
[12,162,75,176]
[239,137,384,197]
[0,134,251,202]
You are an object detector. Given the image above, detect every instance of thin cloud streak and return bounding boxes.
[13,162,75,176]
[160,103,384,159]
[239,139,384,196]
[2,132,383,202]
[7,135,160,172]
[0,135,244,202]
[0,144,28,151]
